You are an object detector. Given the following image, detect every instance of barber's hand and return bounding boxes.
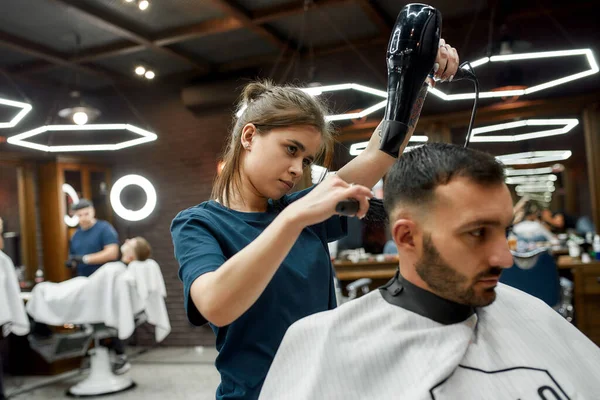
[284,175,372,227]
[433,39,459,82]
[65,255,84,269]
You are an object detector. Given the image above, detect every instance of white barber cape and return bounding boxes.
[0,250,29,337]
[125,259,171,342]
[260,274,600,400]
[27,262,143,340]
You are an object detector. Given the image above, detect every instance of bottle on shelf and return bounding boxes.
[34,268,44,284]
[593,234,600,261]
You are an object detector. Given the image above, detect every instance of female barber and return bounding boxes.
[171,42,458,400]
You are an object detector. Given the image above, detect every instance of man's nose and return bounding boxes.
[489,238,514,269]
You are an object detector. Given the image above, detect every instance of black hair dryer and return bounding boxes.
[379,3,441,157]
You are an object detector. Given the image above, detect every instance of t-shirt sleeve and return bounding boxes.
[283,185,348,243]
[170,209,227,326]
[101,222,119,247]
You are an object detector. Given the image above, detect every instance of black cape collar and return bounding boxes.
[379,271,475,325]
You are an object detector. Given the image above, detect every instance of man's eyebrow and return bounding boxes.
[458,219,506,230]
[288,139,314,161]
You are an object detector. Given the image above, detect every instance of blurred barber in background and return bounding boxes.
[67,199,119,277]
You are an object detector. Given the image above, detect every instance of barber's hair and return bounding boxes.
[71,198,94,211]
[212,80,334,206]
[383,143,505,215]
[133,236,152,261]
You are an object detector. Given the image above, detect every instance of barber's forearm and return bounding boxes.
[83,245,119,264]
[337,83,430,189]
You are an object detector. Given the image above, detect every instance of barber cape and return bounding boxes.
[126,259,171,342]
[27,262,143,340]
[259,273,600,400]
[0,250,29,336]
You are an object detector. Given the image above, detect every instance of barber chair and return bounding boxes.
[28,314,147,397]
[334,277,373,305]
[500,248,563,309]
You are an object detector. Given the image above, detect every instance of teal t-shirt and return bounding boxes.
[170,186,347,400]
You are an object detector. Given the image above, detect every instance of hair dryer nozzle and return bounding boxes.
[380,4,441,157]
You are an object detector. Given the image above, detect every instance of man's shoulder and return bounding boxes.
[287,291,385,337]
[95,220,116,230]
[490,283,561,321]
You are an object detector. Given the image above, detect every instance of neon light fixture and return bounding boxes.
[497,150,572,166]
[505,174,557,185]
[470,119,579,143]
[428,49,598,101]
[110,174,157,222]
[504,166,559,176]
[349,136,428,156]
[516,184,555,193]
[236,83,387,122]
[62,184,80,227]
[7,124,157,152]
[0,98,33,129]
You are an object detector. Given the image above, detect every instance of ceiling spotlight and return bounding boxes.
[125,0,134,2]
[58,106,100,126]
[72,111,88,126]
[138,0,150,11]
[144,70,155,80]
[135,65,146,76]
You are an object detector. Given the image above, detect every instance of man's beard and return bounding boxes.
[415,234,503,307]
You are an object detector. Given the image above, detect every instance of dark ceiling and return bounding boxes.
[0,0,599,146]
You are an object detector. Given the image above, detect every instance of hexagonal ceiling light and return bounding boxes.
[0,97,33,129]
[428,48,598,101]
[7,124,157,152]
[496,150,572,166]
[236,83,387,122]
[470,119,579,143]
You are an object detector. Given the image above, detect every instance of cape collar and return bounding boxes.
[379,271,475,324]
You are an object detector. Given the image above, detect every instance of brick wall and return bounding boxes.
[108,87,232,346]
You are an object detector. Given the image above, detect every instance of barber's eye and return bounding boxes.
[287,145,297,155]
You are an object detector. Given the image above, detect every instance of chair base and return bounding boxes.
[66,347,136,397]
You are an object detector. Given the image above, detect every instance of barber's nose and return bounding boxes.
[489,238,514,269]
[289,159,303,176]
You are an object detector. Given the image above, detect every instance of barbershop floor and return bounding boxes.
[4,347,221,399]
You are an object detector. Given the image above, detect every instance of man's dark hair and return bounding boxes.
[383,143,505,214]
[71,198,94,211]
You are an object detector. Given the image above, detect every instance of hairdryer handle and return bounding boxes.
[336,199,360,216]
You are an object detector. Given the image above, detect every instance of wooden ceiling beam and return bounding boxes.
[251,0,353,24]
[207,0,287,51]
[354,0,392,36]
[47,0,210,73]
[219,34,386,73]
[0,30,123,82]
[14,0,371,76]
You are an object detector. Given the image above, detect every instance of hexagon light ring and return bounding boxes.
[236,83,387,122]
[497,150,572,166]
[428,48,598,101]
[470,119,579,143]
[0,97,33,129]
[7,124,157,152]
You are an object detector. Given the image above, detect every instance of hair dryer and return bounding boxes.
[379,3,441,157]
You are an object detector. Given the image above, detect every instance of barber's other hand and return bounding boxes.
[65,255,84,269]
[284,175,372,227]
[433,39,459,82]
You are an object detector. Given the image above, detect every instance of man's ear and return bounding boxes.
[241,123,257,150]
[392,218,419,255]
